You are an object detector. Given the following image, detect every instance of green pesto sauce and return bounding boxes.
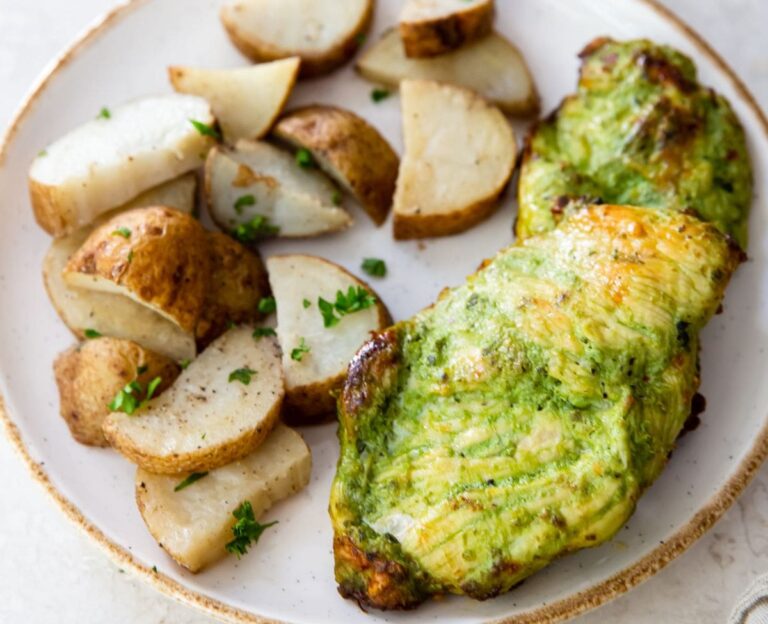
[518,39,753,248]
[332,206,738,602]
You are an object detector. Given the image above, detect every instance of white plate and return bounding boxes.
[1,1,767,623]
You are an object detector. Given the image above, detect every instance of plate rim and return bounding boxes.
[1,1,767,623]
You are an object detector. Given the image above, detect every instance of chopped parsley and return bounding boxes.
[225,501,278,557]
[253,327,277,339]
[258,296,276,314]
[174,472,209,492]
[296,148,315,169]
[318,286,377,328]
[97,107,111,120]
[38,150,47,158]
[361,258,387,278]
[137,364,149,375]
[234,194,256,215]
[190,119,221,140]
[127,250,134,263]
[108,376,162,415]
[302,298,311,309]
[232,215,280,243]
[331,190,343,206]
[290,338,310,362]
[180,359,191,370]
[145,377,162,402]
[355,33,367,45]
[371,88,391,103]
[84,328,102,339]
[152,565,158,574]
[229,367,257,385]
[113,227,131,239]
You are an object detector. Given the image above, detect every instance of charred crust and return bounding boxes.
[635,52,696,93]
[341,329,400,418]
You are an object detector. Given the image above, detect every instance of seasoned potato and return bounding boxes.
[169,59,300,144]
[274,106,399,225]
[54,338,180,447]
[266,255,391,423]
[356,30,539,116]
[136,424,311,572]
[220,0,373,78]
[104,326,284,474]
[393,80,516,239]
[63,207,210,336]
[205,142,352,238]
[399,0,495,58]
[195,232,270,349]
[29,95,214,237]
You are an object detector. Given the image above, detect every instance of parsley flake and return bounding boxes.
[38,150,48,158]
[84,328,102,339]
[113,227,131,239]
[371,88,391,103]
[97,107,111,120]
[253,327,277,339]
[225,501,278,557]
[296,148,315,169]
[258,296,276,314]
[137,364,149,375]
[180,359,191,370]
[234,194,256,215]
[229,367,257,385]
[331,190,343,206]
[291,338,311,362]
[361,258,387,278]
[302,298,311,309]
[108,376,162,415]
[232,215,280,243]
[190,119,221,140]
[174,472,209,492]
[318,287,377,328]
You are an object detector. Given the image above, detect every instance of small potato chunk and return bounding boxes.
[30,95,215,237]
[274,106,399,225]
[399,0,495,58]
[267,255,391,423]
[136,424,311,572]
[356,30,539,116]
[54,338,180,447]
[169,59,300,144]
[63,207,211,336]
[205,142,352,238]
[104,326,284,474]
[220,0,373,78]
[393,80,517,239]
[195,232,270,349]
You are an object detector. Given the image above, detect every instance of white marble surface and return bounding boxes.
[0,1,766,622]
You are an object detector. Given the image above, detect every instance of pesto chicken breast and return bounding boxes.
[330,205,742,609]
[518,38,752,248]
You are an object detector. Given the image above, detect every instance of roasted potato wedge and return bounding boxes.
[273,106,399,225]
[63,207,210,336]
[104,326,284,474]
[195,232,270,349]
[399,0,494,58]
[54,338,180,447]
[393,80,516,239]
[356,30,539,116]
[220,0,373,78]
[30,95,215,237]
[169,59,300,144]
[205,141,352,238]
[136,424,311,572]
[266,255,391,423]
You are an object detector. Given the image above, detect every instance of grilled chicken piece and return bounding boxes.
[518,38,753,248]
[330,205,742,609]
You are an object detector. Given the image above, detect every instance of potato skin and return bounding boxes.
[400,1,495,58]
[220,1,373,78]
[64,207,211,334]
[53,338,180,447]
[195,232,270,348]
[393,195,503,240]
[274,106,399,225]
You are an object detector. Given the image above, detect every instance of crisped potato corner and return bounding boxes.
[136,424,311,572]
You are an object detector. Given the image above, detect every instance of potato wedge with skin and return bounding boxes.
[267,255,391,424]
[356,30,539,116]
[393,80,516,239]
[399,0,495,58]
[136,424,311,572]
[274,106,399,226]
[54,338,180,447]
[169,59,300,144]
[195,232,270,349]
[30,95,215,237]
[220,0,372,78]
[64,207,210,336]
[205,142,352,238]
[104,326,284,474]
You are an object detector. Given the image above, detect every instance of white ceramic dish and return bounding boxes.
[0,1,766,623]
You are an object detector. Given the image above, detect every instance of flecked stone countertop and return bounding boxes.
[0,1,766,622]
